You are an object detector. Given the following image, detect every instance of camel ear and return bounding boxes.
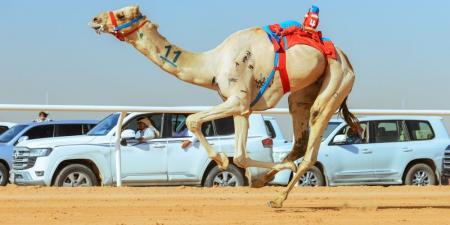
[132,5,141,16]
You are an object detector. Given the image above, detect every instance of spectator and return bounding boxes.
[135,117,159,143]
[181,129,199,149]
[33,111,51,122]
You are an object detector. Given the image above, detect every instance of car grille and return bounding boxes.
[13,147,36,170]
[443,148,450,176]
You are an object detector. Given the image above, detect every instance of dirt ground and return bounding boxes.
[0,186,450,225]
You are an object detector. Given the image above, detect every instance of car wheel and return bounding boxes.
[204,164,244,187]
[0,163,8,186]
[404,163,436,186]
[297,166,325,187]
[54,164,98,187]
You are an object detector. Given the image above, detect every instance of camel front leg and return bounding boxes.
[186,96,248,170]
[268,59,351,208]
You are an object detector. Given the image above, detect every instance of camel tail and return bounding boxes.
[335,48,360,134]
[338,97,362,135]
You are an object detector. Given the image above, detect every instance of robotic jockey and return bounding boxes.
[303,5,320,32]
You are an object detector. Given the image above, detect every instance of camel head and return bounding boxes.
[90,5,147,37]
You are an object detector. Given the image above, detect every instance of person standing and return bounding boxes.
[33,111,51,122]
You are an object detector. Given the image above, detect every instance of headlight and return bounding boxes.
[28,148,52,157]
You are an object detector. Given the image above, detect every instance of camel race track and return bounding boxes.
[1,185,450,225]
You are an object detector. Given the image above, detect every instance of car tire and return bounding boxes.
[54,164,98,187]
[204,164,245,187]
[404,163,436,186]
[297,166,325,187]
[0,163,8,186]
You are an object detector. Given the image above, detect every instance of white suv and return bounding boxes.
[272,116,450,186]
[11,112,274,187]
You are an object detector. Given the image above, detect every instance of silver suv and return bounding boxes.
[272,116,450,186]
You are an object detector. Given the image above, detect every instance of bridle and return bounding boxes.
[108,11,148,41]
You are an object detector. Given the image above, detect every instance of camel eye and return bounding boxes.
[117,13,125,20]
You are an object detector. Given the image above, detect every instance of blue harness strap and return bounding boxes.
[114,15,144,31]
[250,51,279,107]
[251,20,301,108]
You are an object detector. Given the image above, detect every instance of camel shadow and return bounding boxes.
[273,205,450,213]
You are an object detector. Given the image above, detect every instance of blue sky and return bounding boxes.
[1,1,450,132]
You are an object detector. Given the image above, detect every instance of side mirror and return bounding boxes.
[17,136,29,143]
[332,134,347,145]
[121,129,135,139]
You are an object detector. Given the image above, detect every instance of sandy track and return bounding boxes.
[1,186,450,225]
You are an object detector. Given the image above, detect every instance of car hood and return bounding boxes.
[15,135,104,149]
[0,142,11,148]
[0,142,13,152]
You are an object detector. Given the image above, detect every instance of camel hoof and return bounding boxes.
[267,200,283,208]
[245,169,272,188]
[267,193,286,208]
[217,152,229,171]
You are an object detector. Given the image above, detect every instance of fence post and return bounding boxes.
[114,112,127,187]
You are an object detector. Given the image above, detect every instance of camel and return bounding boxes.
[90,5,360,208]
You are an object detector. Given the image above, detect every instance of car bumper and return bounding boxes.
[10,169,48,186]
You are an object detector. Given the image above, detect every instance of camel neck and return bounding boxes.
[125,22,216,90]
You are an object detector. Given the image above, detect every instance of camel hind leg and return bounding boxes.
[249,82,321,187]
[269,53,357,208]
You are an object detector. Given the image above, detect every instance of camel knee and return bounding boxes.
[233,155,249,168]
[186,115,201,132]
[300,159,316,170]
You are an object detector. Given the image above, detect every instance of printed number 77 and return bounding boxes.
[164,45,182,63]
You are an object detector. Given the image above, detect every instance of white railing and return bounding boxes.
[1,104,449,186]
[0,104,450,115]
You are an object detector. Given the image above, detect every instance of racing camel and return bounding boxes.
[90,5,360,208]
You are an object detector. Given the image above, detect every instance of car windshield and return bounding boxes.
[0,125,27,143]
[87,113,120,136]
[322,122,340,141]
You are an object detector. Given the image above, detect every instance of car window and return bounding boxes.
[88,113,120,136]
[0,125,27,143]
[0,126,8,135]
[167,114,214,138]
[322,122,340,141]
[332,122,369,144]
[82,124,96,134]
[214,117,235,136]
[55,124,83,137]
[405,120,435,140]
[23,125,55,140]
[201,121,215,137]
[372,120,408,143]
[170,114,189,137]
[264,120,276,139]
[123,114,163,139]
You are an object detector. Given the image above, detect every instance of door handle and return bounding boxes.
[361,149,372,154]
[154,145,166,149]
[402,147,413,152]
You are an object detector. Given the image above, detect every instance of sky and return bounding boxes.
[1,0,450,137]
